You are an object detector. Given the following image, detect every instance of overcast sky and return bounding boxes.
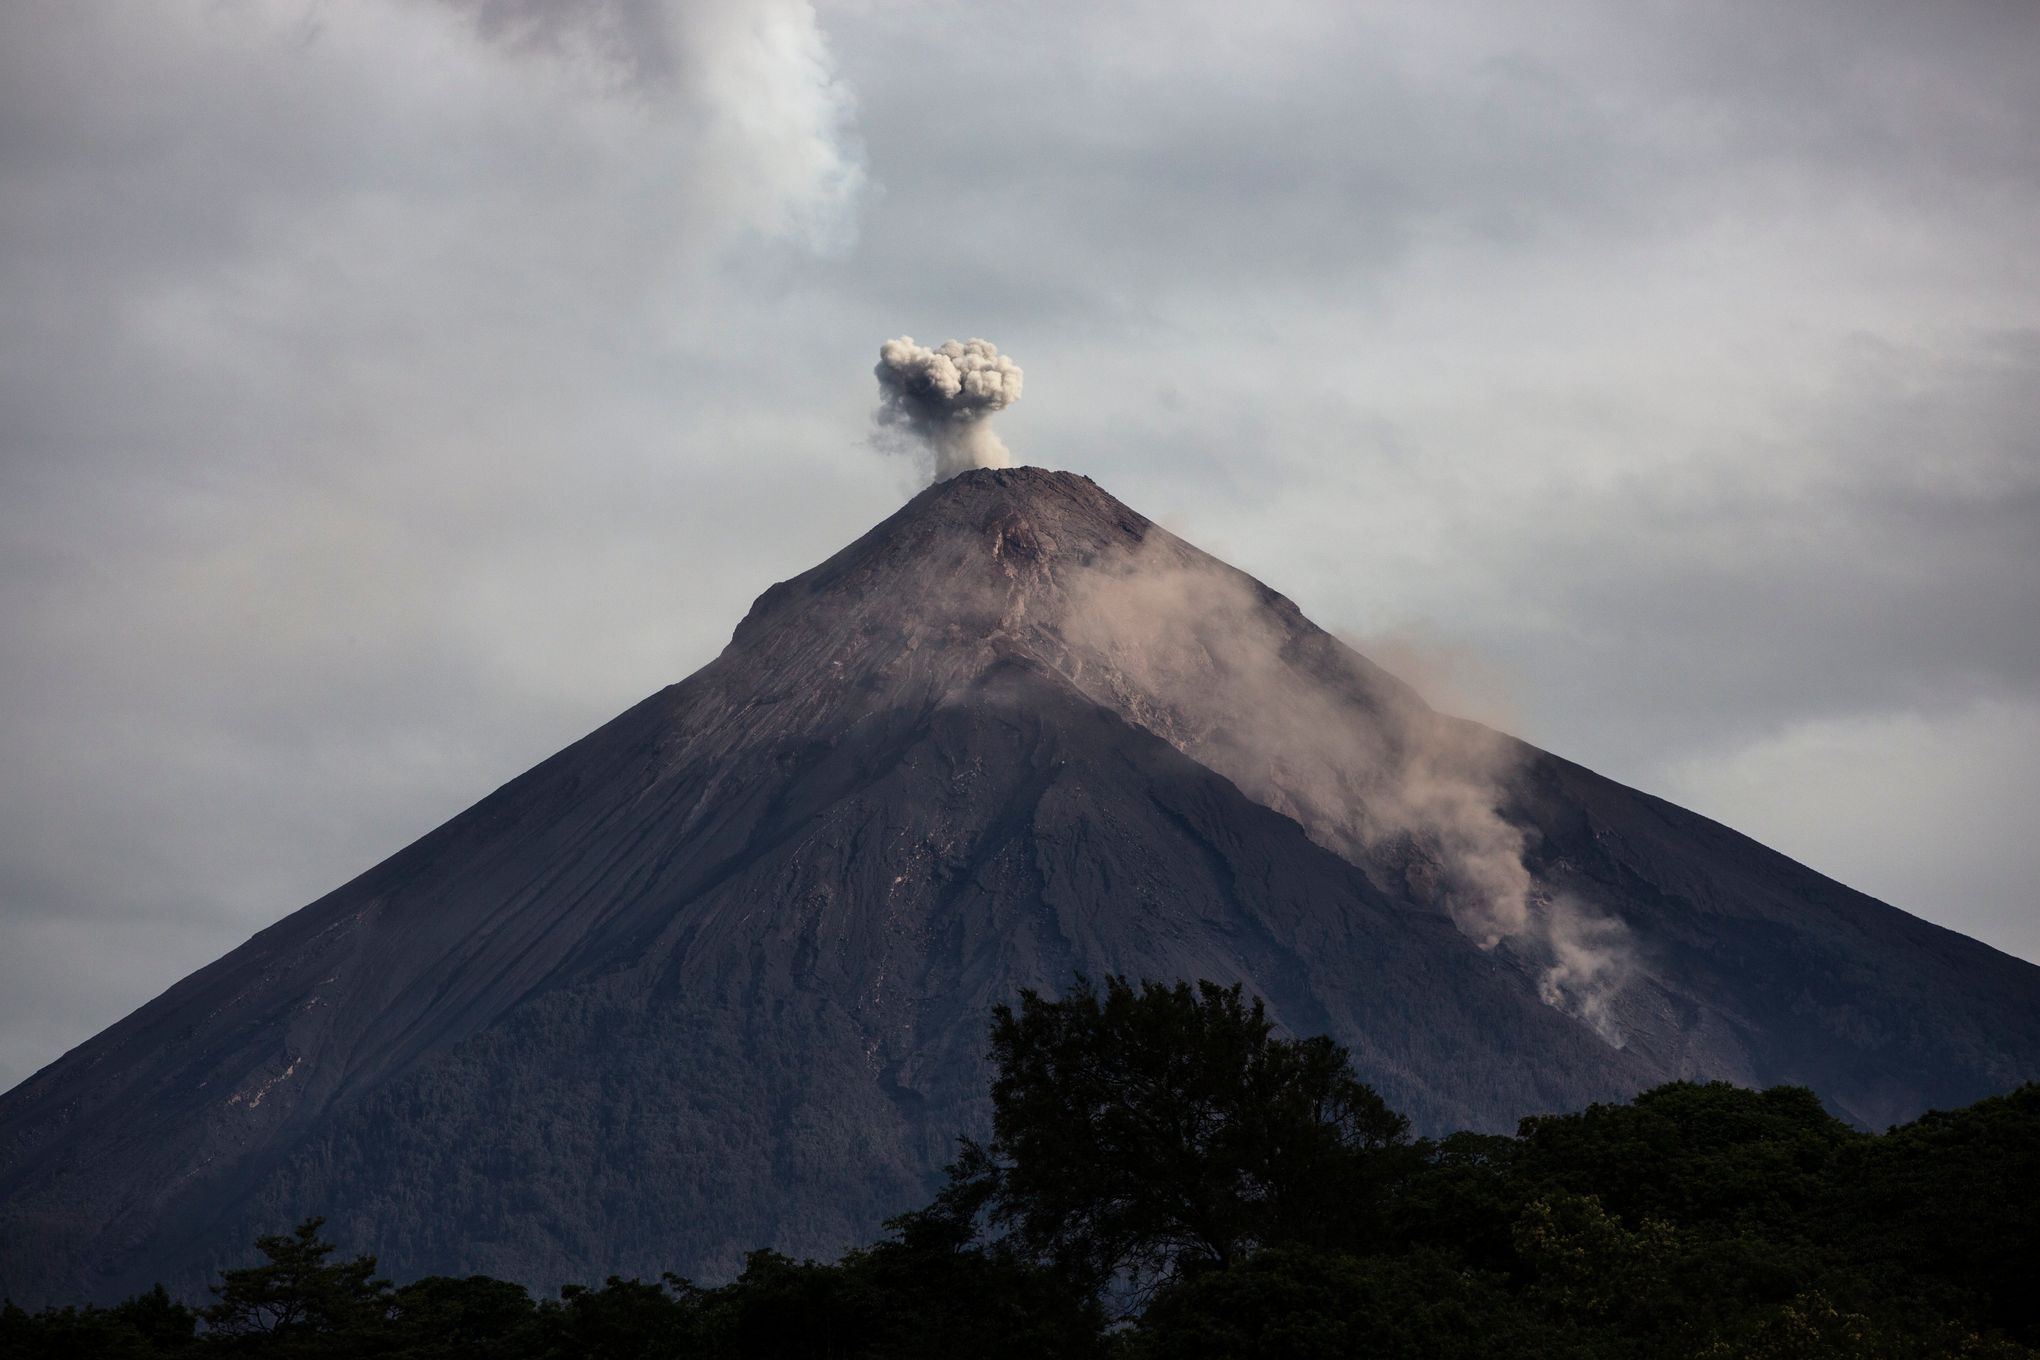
[3,0,2036,1093]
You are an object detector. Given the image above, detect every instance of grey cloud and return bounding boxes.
[1660,696,2040,964]
[1471,330,2040,767]
[0,0,875,1092]
[828,6,1628,323]
[448,0,681,85]
[821,0,2037,353]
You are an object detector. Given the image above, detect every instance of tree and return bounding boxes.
[1128,1247,1551,1360]
[952,976,1409,1299]
[385,1275,536,1358]
[202,1217,391,1353]
[536,1274,701,1360]
[113,1285,198,1352]
[1827,1083,2040,1347]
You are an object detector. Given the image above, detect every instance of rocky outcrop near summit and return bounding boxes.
[4,467,2036,1304]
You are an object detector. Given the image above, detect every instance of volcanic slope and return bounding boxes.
[3,468,2036,1304]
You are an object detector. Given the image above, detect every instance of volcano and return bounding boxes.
[4,467,2037,1304]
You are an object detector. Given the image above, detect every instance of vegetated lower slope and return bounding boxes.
[7,980,2036,1358]
[2,467,2036,1305]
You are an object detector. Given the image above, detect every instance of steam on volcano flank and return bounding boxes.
[874,336,1024,481]
[1058,550,1636,1044]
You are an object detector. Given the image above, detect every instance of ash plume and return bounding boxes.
[1054,551,1636,1044]
[874,336,1024,480]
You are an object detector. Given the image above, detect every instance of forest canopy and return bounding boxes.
[4,976,2035,1359]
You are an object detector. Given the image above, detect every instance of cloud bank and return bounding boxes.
[0,0,870,1093]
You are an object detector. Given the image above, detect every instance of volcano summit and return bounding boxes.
[4,467,2037,1303]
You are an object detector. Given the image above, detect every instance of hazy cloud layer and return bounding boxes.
[0,0,878,1089]
[2,0,2036,1089]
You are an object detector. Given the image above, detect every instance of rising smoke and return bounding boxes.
[1054,549,1635,1044]
[874,337,1024,480]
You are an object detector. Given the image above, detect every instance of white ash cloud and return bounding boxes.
[1053,551,1634,1044]
[874,337,1024,480]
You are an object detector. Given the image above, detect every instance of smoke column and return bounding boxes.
[1056,551,1636,1045]
[873,336,1024,480]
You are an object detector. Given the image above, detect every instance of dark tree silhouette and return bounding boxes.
[949,975,1409,1297]
[3,981,2034,1359]
[201,1218,390,1353]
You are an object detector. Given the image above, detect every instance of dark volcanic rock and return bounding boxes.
[3,467,2036,1303]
